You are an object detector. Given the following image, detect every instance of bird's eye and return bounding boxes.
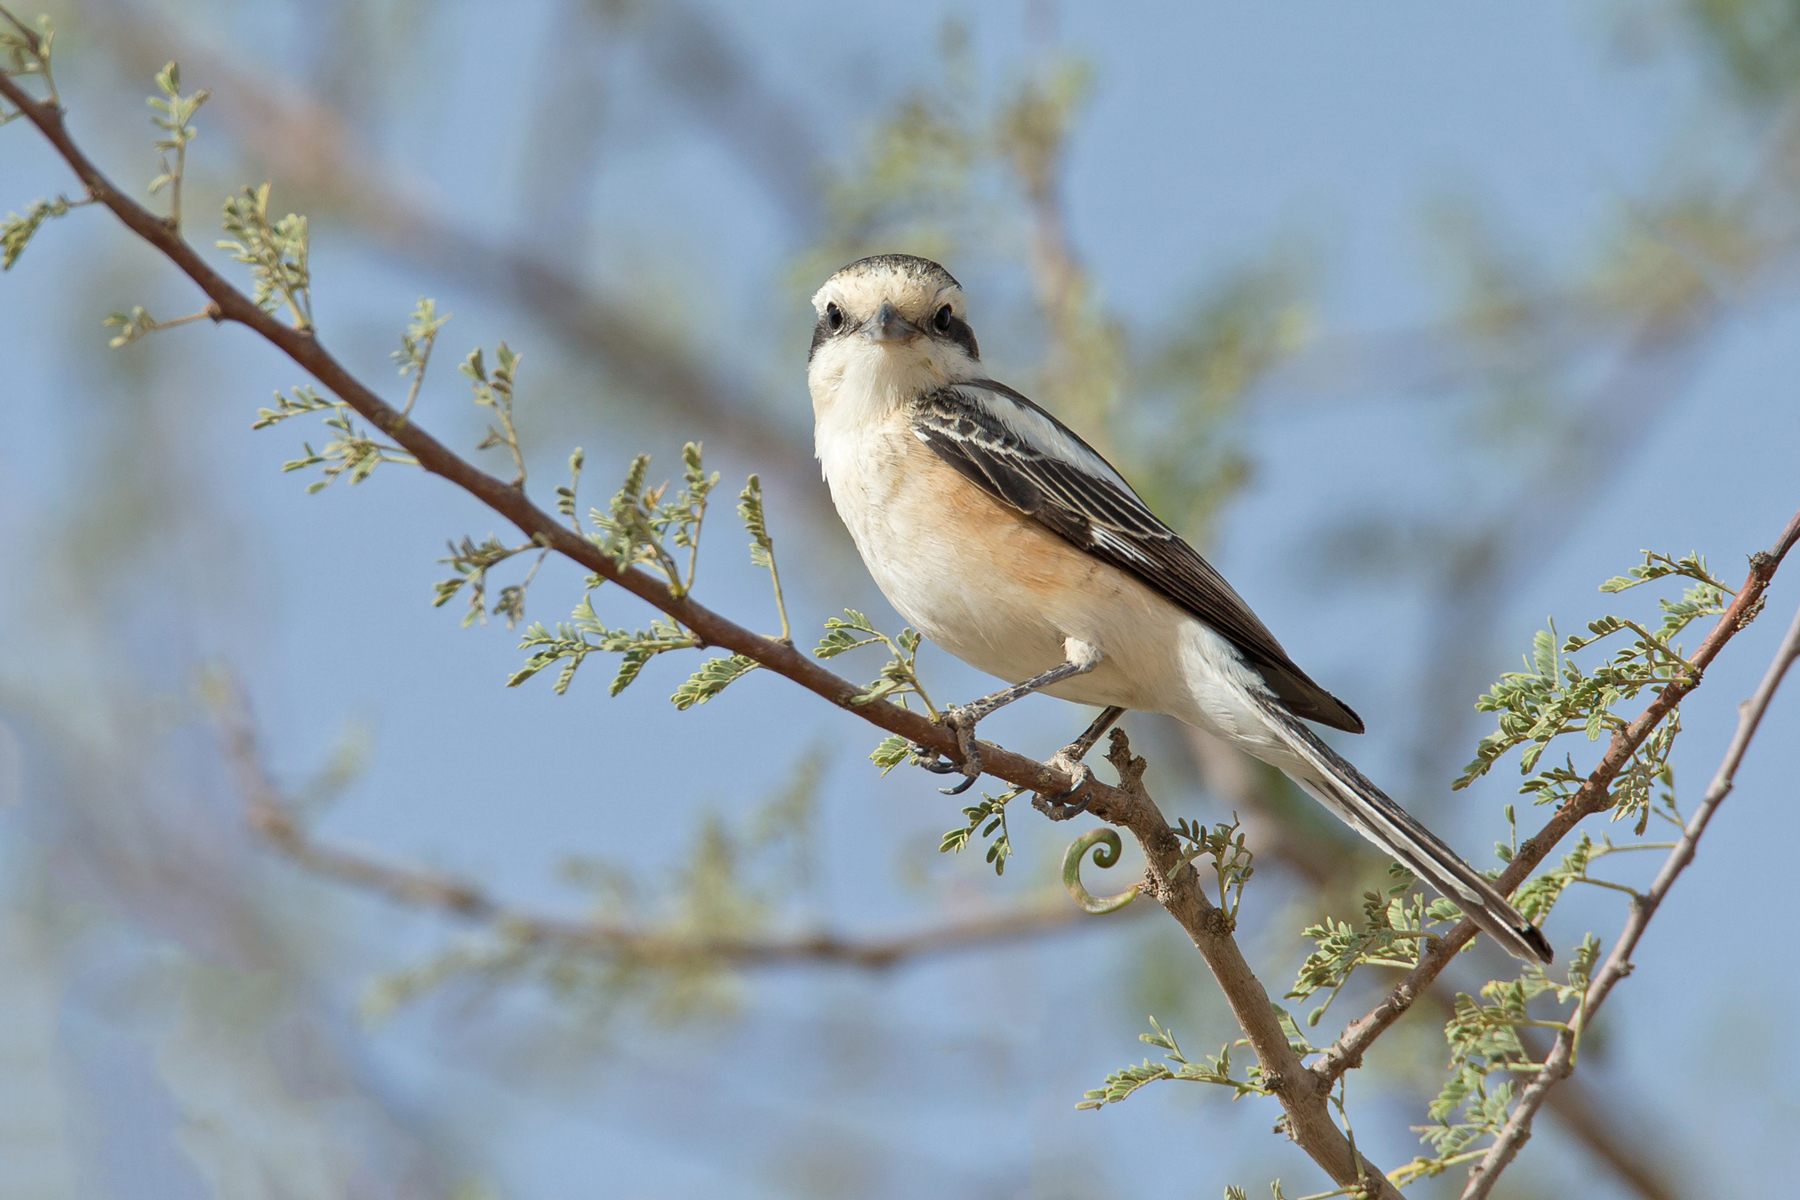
[825,302,844,333]
[933,304,953,333]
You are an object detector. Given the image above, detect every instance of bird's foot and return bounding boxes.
[1032,748,1096,821]
[918,705,984,795]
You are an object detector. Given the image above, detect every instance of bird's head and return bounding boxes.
[807,255,980,408]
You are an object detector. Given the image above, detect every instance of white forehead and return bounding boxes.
[811,258,965,317]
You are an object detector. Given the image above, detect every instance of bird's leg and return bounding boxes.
[1031,705,1126,820]
[1061,704,1127,765]
[923,640,1103,795]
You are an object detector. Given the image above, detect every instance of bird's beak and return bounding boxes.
[864,301,923,344]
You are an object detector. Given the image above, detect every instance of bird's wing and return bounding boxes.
[911,379,1364,733]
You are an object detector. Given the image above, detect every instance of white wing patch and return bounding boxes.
[922,380,1170,539]
[975,385,1136,495]
[1089,526,1155,567]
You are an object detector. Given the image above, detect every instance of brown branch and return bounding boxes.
[284,838,1101,971]
[1460,597,1800,1199]
[1375,73,1800,824]
[1397,315,1716,811]
[214,686,1106,969]
[83,0,822,490]
[0,70,984,788]
[1181,727,1688,1200]
[0,66,1395,1194]
[1213,103,1799,1185]
[1092,733,1403,1198]
[1313,507,1800,1090]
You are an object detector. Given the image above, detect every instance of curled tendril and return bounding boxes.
[1062,828,1140,914]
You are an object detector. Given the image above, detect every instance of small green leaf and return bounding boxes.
[671,655,758,710]
[2,196,76,271]
[870,735,911,775]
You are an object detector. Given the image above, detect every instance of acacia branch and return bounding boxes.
[1092,732,1401,1197]
[0,70,986,788]
[0,66,1394,1194]
[83,0,821,489]
[1377,76,1800,832]
[1313,507,1800,1090]
[1459,597,1800,1199]
[1181,728,1688,1200]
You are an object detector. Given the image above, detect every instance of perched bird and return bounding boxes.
[806,253,1551,964]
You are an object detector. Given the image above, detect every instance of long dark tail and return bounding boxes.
[1248,692,1553,964]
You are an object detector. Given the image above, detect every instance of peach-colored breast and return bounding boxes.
[825,419,1205,716]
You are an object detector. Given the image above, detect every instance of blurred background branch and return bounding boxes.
[215,675,1125,975]
[5,1,1800,1197]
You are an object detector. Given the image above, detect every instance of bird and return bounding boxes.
[805,253,1552,964]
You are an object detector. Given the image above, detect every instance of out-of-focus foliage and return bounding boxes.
[1682,0,1800,105]
[364,749,829,1026]
[4,0,1799,1197]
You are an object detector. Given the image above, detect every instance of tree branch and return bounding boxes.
[1313,507,1800,1090]
[0,70,984,787]
[0,66,1394,1193]
[84,0,822,489]
[1459,596,1800,1198]
[1091,733,1404,1197]
[212,686,1115,970]
[1376,78,1800,831]
[1181,727,1689,1200]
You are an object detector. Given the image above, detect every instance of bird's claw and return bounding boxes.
[1031,750,1096,821]
[918,706,983,795]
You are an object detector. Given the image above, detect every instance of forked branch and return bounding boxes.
[6,46,1796,1198]
[0,60,1393,1193]
[1459,598,1800,1199]
[1312,509,1800,1093]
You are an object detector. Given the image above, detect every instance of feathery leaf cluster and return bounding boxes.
[938,789,1019,875]
[1393,937,1599,1184]
[1077,1016,1266,1110]
[1173,815,1255,923]
[1,193,84,269]
[219,182,312,328]
[147,60,208,229]
[254,383,416,492]
[1455,551,1729,830]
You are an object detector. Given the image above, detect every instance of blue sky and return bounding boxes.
[2,2,1797,1198]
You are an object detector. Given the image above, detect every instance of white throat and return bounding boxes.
[808,338,972,457]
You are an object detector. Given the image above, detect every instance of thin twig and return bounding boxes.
[1390,64,1800,865]
[1182,726,1690,1200]
[0,65,1398,1192]
[1313,507,1800,1091]
[765,540,792,644]
[150,306,214,331]
[6,57,1787,1198]
[401,325,441,419]
[1,5,55,104]
[1460,598,1800,1199]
